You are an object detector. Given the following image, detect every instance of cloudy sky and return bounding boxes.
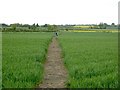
[0,0,119,25]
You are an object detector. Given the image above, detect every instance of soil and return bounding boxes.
[38,37,68,88]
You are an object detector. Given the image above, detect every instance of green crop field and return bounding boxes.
[59,32,118,88]
[2,32,52,88]
[2,31,118,88]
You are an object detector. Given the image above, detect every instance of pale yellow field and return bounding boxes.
[74,25,95,28]
[68,30,118,33]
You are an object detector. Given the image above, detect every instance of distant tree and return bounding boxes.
[15,23,21,27]
[47,25,58,31]
[53,25,58,31]
[111,23,115,26]
[28,26,31,29]
[99,23,107,29]
[48,25,53,31]
[10,24,17,30]
[1,23,8,28]
[44,24,48,27]
[66,28,68,31]
[36,23,39,27]
[104,23,108,26]
[2,23,8,26]
[33,23,35,27]
[22,24,30,27]
[32,23,36,30]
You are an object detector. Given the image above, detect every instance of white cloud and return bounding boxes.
[0,0,119,25]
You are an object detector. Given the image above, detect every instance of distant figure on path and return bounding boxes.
[54,32,58,37]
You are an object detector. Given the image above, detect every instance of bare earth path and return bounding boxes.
[39,37,68,88]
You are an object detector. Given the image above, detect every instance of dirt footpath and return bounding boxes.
[39,37,68,88]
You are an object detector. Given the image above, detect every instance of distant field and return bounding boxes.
[73,25,94,28]
[69,29,118,32]
[2,32,52,88]
[59,32,118,88]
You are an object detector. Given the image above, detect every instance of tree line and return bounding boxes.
[0,23,118,32]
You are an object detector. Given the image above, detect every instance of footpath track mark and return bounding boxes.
[39,37,68,88]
